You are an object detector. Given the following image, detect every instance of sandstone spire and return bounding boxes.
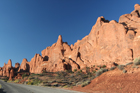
[56,35,63,46]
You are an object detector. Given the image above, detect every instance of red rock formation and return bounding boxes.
[41,35,80,72]
[18,58,29,72]
[1,4,140,76]
[0,67,3,76]
[9,69,14,80]
[40,4,140,69]
[1,59,12,77]
[15,63,20,69]
[29,54,43,73]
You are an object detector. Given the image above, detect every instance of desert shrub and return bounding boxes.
[30,73,38,76]
[74,69,77,72]
[76,71,82,76]
[30,73,43,76]
[22,73,28,79]
[117,65,125,70]
[42,70,46,73]
[32,78,42,85]
[95,68,108,77]
[48,80,56,83]
[81,80,90,87]
[7,80,12,83]
[80,70,82,73]
[86,67,90,69]
[132,65,139,68]
[56,71,68,79]
[87,72,93,78]
[66,70,73,73]
[23,81,28,85]
[14,79,20,83]
[43,83,51,86]
[27,81,33,85]
[95,70,103,77]
[134,57,140,65]
[110,66,116,70]
[123,69,127,73]
[102,65,106,68]
[93,70,96,73]
[136,66,139,68]
[38,73,44,76]
[28,76,35,80]
[97,65,101,68]
[2,77,9,82]
[82,74,88,79]
[76,81,84,86]
[91,76,95,80]
[63,85,69,88]
[125,62,133,66]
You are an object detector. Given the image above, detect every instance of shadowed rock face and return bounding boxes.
[1,4,140,76]
[15,63,20,69]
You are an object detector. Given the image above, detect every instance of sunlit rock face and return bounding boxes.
[1,4,140,75]
[40,4,140,70]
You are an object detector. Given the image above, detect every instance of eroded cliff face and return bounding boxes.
[40,4,140,70]
[1,4,140,76]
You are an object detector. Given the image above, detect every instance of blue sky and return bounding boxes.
[0,0,140,67]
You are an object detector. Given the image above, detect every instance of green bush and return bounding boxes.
[134,57,140,65]
[117,65,125,70]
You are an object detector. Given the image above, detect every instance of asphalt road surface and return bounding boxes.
[0,80,83,93]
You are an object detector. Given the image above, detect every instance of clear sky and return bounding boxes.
[0,0,140,67]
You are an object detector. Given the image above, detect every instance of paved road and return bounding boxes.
[0,80,83,93]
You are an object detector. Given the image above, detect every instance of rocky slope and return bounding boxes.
[0,4,140,79]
